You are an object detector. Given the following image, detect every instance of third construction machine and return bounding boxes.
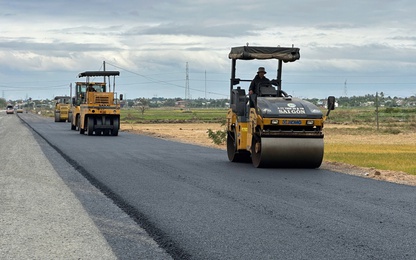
[54,96,71,122]
[226,46,335,168]
[70,71,123,136]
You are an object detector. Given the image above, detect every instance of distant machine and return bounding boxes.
[54,96,71,122]
[70,71,123,136]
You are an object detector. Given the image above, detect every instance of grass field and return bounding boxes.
[324,144,416,174]
[121,107,416,175]
[121,107,226,123]
[323,127,416,175]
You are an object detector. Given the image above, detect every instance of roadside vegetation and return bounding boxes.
[120,107,226,124]
[324,141,415,175]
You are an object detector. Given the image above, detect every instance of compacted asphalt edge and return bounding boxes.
[18,113,181,259]
[22,117,189,259]
[1,113,172,259]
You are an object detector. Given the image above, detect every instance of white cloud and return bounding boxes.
[1,0,416,100]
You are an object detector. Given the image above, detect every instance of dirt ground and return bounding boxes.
[120,123,416,186]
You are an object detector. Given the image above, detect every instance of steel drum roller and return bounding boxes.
[252,137,324,168]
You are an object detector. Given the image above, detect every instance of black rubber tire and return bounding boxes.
[103,118,110,136]
[251,135,262,168]
[111,117,119,136]
[227,131,251,163]
[54,112,60,122]
[87,117,94,136]
[78,115,85,134]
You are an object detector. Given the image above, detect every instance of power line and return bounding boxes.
[284,82,416,85]
[104,61,228,97]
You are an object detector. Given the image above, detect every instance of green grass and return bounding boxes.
[121,108,227,123]
[325,144,416,175]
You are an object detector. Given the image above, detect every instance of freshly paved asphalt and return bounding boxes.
[14,113,416,259]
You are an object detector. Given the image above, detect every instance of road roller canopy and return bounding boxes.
[78,71,120,78]
[77,71,120,93]
[228,46,300,62]
[54,96,70,100]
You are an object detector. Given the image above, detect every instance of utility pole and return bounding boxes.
[69,83,72,103]
[185,62,190,100]
[205,70,207,100]
[375,92,379,131]
[103,61,108,91]
[344,79,348,96]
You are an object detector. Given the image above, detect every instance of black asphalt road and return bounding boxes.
[19,113,416,259]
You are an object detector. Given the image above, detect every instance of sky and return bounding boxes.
[1,0,416,101]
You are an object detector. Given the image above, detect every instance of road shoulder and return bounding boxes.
[1,113,171,259]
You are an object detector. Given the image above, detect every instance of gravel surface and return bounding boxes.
[0,112,171,259]
[0,112,115,258]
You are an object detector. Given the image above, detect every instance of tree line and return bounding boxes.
[2,93,416,109]
[305,92,416,107]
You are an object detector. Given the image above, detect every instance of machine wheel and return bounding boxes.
[111,117,119,136]
[251,134,263,168]
[227,130,251,163]
[87,117,94,136]
[103,118,111,136]
[95,117,103,136]
[71,122,76,130]
[54,112,60,122]
[78,115,85,134]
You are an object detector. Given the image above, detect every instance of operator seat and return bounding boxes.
[231,87,247,116]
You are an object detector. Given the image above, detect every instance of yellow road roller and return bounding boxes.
[70,70,123,136]
[54,96,71,122]
[226,46,335,168]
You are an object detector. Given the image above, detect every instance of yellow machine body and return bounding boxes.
[70,70,122,136]
[54,96,71,122]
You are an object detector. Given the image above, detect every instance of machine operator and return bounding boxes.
[87,84,96,92]
[248,67,270,95]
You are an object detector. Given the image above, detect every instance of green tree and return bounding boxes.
[137,98,148,115]
[0,98,7,108]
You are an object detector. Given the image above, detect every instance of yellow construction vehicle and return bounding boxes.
[70,71,123,136]
[226,46,335,168]
[54,96,71,122]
